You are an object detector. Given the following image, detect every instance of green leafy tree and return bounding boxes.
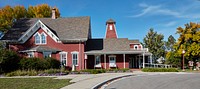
[165,35,176,51]
[143,28,165,63]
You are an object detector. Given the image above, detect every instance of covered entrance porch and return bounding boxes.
[85,49,152,69]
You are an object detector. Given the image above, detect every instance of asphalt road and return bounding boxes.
[105,73,200,89]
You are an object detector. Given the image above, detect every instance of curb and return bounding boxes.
[91,74,133,89]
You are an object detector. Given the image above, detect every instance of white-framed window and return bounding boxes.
[71,52,79,66]
[34,32,47,44]
[60,52,67,66]
[41,32,47,44]
[109,25,113,30]
[109,55,116,67]
[35,33,40,44]
[134,45,138,50]
[43,52,51,58]
[95,55,101,65]
[27,52,34,58]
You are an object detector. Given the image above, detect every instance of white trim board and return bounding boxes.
[18,20,61,44]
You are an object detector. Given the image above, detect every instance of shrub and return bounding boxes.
[43,69,69,74]
[45,58,60,69]
[142,68,178,72]
[0,49,20,73]
[81,69,106,74]
[19,58,47,70]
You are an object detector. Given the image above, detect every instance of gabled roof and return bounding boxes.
[85,38,150,55]
[20,46,61,53]
[129,40,140,44]
[1,16,91,43]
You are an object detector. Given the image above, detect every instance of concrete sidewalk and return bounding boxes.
[59,73,134,89]
[58,71,192,89]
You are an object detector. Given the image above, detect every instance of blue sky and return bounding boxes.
[1,0,200,42]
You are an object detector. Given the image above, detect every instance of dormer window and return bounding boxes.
[134,45,138,50]
[34,32,47,44]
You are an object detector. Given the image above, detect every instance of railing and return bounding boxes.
[130,48,149,52]
[141,63,172,68]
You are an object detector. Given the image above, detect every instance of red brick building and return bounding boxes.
[1,10,152,70]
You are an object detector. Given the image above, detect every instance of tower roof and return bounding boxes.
[106,19,116,24]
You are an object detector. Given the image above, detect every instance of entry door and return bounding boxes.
[129,57,139,68]
[129,58,134,68]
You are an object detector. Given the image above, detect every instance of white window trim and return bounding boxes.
[134,45,139,50]
[109,55,116,67]
[34,32,47,45]
[41,32,47,44]
[18,20,61,44]
[34,32,41,44]
[109,25,113,30]
[59,52,68,66]
[71,51,79,66]
[94,55,101,68]
[43,52,52,58]
[27,52,34,58]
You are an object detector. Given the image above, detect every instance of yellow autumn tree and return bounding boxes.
[174,22,200,61]
[0,4,61,32]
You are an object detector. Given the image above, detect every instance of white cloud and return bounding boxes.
[131,3,200,19]
[163,21,177,27]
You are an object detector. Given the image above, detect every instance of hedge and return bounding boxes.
[142,68,178,72]
[19,57,60,70]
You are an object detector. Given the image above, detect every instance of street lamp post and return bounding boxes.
[182,50,185,71]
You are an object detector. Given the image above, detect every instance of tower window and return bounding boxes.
[109,25,113,30]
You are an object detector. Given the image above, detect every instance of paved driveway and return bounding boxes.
[105,73,200,89]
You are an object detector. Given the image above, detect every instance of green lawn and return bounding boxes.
[0,77,71,89]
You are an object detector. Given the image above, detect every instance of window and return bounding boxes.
[72,52,78,66]
[43,52,51,58]
[27,52,34,58]
[35,33,40,44]
[95,55,101,65]
[60,52,67,66]
[34,32,47,44]
[134,45,138,50]
[109,55,116,67]
[41,33,46,44]
[109,25,113,30]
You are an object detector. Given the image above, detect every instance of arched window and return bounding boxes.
[41,33,46,44]
[35,33,40,44]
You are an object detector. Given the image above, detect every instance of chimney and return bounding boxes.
[105,19,118,38]
[52,8,56,19]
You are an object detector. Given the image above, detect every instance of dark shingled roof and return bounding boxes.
[106,19,116,24]
[1,16,91,42]
[129,40,140,44]
[85,38,151,55]
[86,38,130,53]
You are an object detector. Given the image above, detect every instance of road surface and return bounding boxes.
[105,73,200,89]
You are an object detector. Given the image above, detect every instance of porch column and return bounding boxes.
[104,54,106,69]
[138,56,141,68]
[150,54,153,64]
[123,54,125,69]
[143,53,145,68]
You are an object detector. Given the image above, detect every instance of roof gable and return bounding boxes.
[18,20,60,43]
[1,16,91,43]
